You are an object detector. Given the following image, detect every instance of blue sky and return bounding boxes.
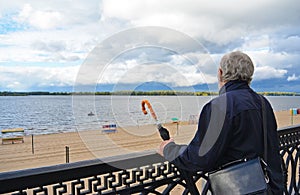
[0,0,300,92]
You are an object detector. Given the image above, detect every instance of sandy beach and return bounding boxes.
[0,110,299,172]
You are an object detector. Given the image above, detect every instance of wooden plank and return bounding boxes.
[2,137,24,144]
[2,128,24,133]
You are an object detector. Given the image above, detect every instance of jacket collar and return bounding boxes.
[219,80,250,95]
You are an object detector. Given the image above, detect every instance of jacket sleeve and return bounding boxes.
[163,101,232,172]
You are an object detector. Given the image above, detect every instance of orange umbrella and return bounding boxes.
[141,99,170,140]
[141,99,158,121]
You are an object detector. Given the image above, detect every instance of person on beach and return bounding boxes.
[158,51,284,194]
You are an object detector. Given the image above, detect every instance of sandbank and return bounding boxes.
[0,110,299,172]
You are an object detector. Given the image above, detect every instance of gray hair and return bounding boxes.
[220,51,254,84]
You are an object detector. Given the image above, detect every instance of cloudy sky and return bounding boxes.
[0,0,300,92]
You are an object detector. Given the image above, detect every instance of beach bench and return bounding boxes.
[102,124,117,134]
[1,128,25,144]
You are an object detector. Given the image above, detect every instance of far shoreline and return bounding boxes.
[1,91,300,96]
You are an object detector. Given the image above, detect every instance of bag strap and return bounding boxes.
[260,95,270,185]
[260,95,268,164]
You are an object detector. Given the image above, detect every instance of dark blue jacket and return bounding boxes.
[163,80,284,194]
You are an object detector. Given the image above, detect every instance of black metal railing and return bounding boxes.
[278,125,300,195]
[0,125,299,195]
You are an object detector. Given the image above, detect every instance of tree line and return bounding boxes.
[0,91,299,96]
[257,92,300,96]
[0,91,70,96]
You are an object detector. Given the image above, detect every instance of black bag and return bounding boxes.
[208,157,268,194]
[208,95,269,195]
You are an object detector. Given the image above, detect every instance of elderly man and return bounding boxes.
[158,51,283,194]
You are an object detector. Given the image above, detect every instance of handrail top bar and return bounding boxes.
[277,124,300,133]
[0,150,162,181]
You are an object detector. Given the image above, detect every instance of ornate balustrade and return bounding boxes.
[0,125,299,195]
[278,125,300,195]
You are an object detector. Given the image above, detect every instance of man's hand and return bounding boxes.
[158,138,174,156]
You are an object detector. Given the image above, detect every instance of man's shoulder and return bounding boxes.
[208,88,259,112]
[205,94,228,113]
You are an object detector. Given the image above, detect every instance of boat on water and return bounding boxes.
[88,112,95,116]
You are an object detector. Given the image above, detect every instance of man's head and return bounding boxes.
[218,51,254,88]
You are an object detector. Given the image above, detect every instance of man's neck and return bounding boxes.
[218,81,226,90]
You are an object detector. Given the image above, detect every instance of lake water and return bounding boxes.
[0,95,299,137]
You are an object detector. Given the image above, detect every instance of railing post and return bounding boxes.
[31,134,34,154]
[66,146,69,163]
[180,170,200,195]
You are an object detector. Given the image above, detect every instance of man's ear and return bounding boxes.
[218,68,223,82]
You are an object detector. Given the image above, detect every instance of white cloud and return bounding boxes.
[241,35,271,51]
[0,65,79,91]
[97,58,217,87]
[0,27,97,62]
[30,10,61,29]
[102,0,300,45]
[287,74,300,81]
[246,50,297,70]
[15,4,63,30]
[0,0,300,91]
[6,81,21,90]
[0,1,107,64]
[2,1,102,28]
[271,35,300,53]
[253,66,287,80]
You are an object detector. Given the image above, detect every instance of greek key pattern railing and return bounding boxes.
[0,125,299,195]
[278,125,300,195]
[7,164,181,195]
